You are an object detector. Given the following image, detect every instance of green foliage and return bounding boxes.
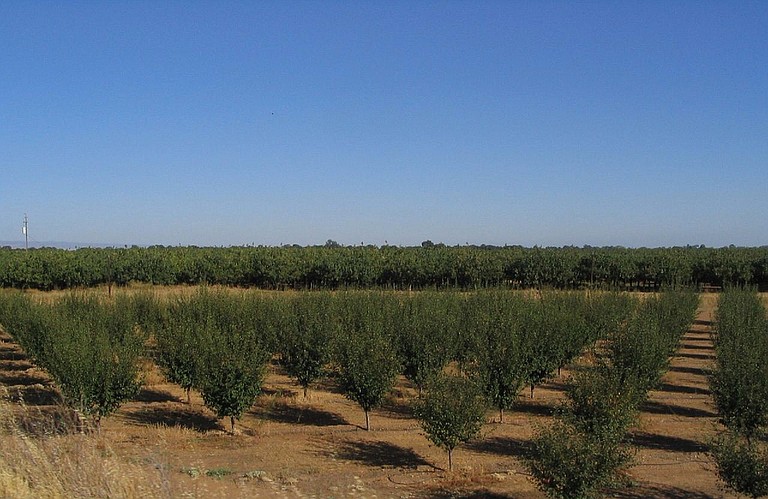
[3,245,768,291]
[124,291,166,335]
[47,295,144,426]
[279,293,334,397]
[527,289,697,498]
[0,293,145,429]
[609,289,698,397]
[711,288,768,440]
[564,366,641,439]
[464,291,527,422]
[205,467,234,479]
[333,293,400,430]
[711,432,768,498]
[528,419,632,499]
[414,374,486,471]
[180,289,271,432]
[396,292,459,393]
[155,296,201,403]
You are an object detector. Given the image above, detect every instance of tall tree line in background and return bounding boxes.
[1,245,767,291]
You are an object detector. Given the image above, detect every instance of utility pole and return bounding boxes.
[22,213,28,250]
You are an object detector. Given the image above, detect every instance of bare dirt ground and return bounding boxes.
[0,293,738,498]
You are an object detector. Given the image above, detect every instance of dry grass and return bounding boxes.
[0,388,173,499]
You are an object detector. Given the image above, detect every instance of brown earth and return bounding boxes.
[0,293,740,498]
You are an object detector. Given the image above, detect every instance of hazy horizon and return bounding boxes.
[2,2,767,248]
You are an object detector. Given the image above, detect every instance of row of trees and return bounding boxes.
[0,294,145,430]
[0,288,703,481]
[710,289,768,498]
[152,289,637,434]
[0,289,635,434]
[528,290,699,498]
[1,245,767,291]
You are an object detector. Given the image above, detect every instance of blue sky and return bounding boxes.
[1,1,766,247]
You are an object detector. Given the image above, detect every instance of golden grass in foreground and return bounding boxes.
[0,388,171,499]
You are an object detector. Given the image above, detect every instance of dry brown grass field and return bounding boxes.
[0,291,749,498]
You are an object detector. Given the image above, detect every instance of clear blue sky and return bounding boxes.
[1,1,766,247]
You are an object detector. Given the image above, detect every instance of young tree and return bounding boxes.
[191,291,271,433]
[711,289,768,442]
[709,288,768,498]
[155,309,199,404]
[46,295,144,431]
[280,293,334,398]
[334,293,400,430]
[397,292,458,395]
[414,374,486,471]
[464,291,526,423]
[528,419,632,499]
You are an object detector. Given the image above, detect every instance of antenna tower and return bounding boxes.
[22,214,28,250]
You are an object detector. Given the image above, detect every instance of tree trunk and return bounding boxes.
[303,385,308,399]
[364,410,370,431]
[186,387,191,405]
[230,416,235,434]
[499,407,504,424]
[448,448,453,472]
[530,383,535,399]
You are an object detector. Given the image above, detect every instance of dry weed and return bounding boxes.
[0,388,173,498]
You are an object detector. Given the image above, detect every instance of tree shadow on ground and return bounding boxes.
[122,405,220,432]
[0,371,51,386]
[261,386,300,398]
[464,436,532,460]
[656,382,711,396]
[692,319,713,327]
[0,360,34,371]
[679,343,715,351]
[539,379,569,392]
[12,405,81,436]
[253,402,347,426]
[425,490,518,499]
[5,384,60,406]
[313,376,346,395]
[667,365,711,377]
[330,439,432,469]
[642,400,717,418]
[675,352,716,361]
[629,431,707,453]
[513,401,556,417]
[381,397,416,420]
[132,387,181,403]
[0,350,28,362]
[608,483,715,498]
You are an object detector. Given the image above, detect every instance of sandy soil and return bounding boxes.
[0,293,737,498]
